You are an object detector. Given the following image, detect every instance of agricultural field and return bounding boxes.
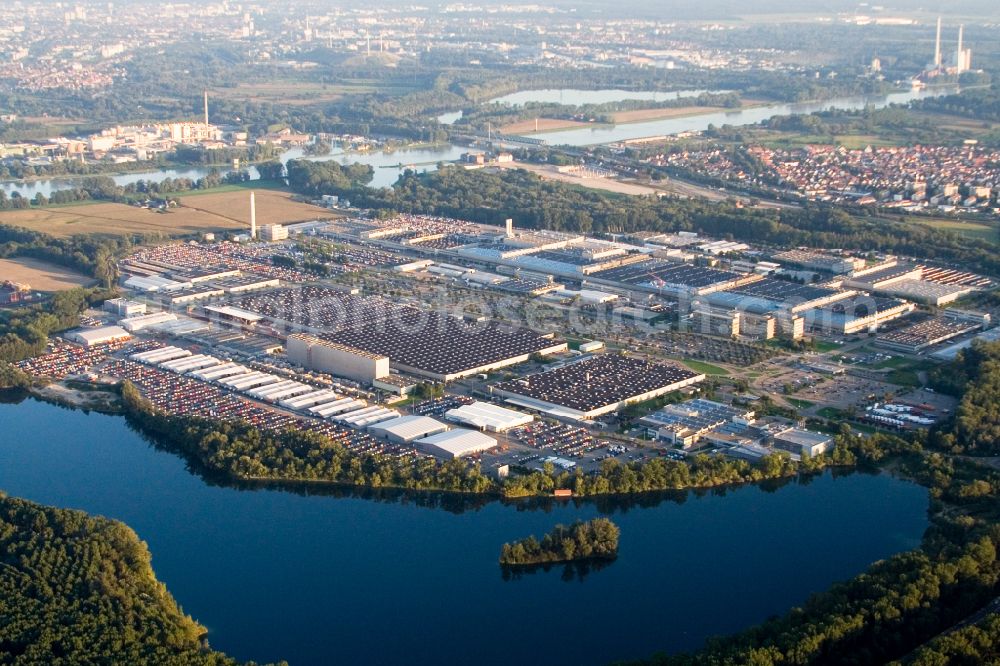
[0,256,96,290]
[0,189,340,237]
[500,118,592,134]
[608,106,724,124]
[496,162,661,196]
[905,215,998,242]
[209,79,412,105]
[680,358,730,376]
[174,188,343,227]
[761,132,905,149]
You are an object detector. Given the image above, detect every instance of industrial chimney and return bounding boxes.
[505,218,513,238]
[934,17,942,67]
[203,90,209,127]
[250,191,257,239]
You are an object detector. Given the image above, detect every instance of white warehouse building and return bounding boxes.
[445,401,534,432]
[368,415,450,444]
[415,429,498,460]
[65,326,131,347]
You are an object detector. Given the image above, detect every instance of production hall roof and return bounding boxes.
[415,429,498,459]
[367,415,449,442]
[445,401,534,432]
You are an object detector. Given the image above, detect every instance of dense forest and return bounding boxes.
[929,340,1000,455]
[499,518,620,565]
[282,162,1000,276]
[912,84,1000,122]
[0,492,269,665]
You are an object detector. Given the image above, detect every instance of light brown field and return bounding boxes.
[609,106,724,124]
[175,189,343,227]
[212,82,348,106]
[495,162,661,196]
[0,256,96,291]
[499,118,591,134]
[0,190,341,238]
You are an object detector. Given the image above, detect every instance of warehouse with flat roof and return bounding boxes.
[65,326,131,347]
[445,401,534,432]
[415,429,498,459]
[368,415,449,444]
[875,318,981,353]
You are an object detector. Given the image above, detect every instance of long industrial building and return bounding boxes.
[232,288,566,382]
[492,354,705,420]
[322,311,566,382]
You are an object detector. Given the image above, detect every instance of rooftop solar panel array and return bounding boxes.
[233,287,561,378]
[493,355,702,414]
[728,277,840,303]
[589,259,743,289]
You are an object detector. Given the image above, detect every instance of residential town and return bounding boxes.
[649,142,1000,213]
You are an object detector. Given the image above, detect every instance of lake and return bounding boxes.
[0,395,929,666]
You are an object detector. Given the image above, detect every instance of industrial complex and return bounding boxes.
[12,204,992,480]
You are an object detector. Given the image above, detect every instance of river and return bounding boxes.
[527,87,959,146]
[0,143,470,198]
[0,395,928,666]
[1,87,957,197]
[488,88,716,107]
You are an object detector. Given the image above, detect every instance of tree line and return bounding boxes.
[0,144,282,183]
[121,375,894,501]
[912,84,1000,123]
[0,170,252,209]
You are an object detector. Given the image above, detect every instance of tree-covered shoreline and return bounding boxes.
[0,492,275,665]
[118,379,880,500]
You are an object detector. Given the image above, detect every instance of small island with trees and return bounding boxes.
[499,518,620,567]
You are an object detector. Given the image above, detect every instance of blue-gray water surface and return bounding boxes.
[0,396,929,666]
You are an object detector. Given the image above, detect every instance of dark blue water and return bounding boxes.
[0,396,928,666]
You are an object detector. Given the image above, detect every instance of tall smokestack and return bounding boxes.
[203,90,209,127]
[250,191,256,239]
[934,17,942,66]
[958,24,964,55]
[505,218,513,238]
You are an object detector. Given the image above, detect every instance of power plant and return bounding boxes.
[925,17,972,77]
